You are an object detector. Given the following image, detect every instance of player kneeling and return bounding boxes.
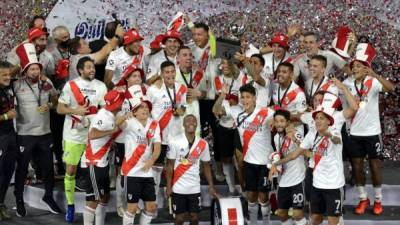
[119,97,161,225]
[269,109,307,225]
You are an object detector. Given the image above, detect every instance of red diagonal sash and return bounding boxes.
[360,78,373,96]
[320,81,332,91]
[172,139,207,186]
[281,87,303,107]
[192,48,210,88]
[158,84,187,139]
[69,80,97,128]
[279,137,292,156]
[85,130,122,166]
[121,120,158,175]
[69,80,86,106]
[313,137,329,171]
[214,76,223,93]
[241,74,248,85]
[132,46,144,67]
[241,108,269,157]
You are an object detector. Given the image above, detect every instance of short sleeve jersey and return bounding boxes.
[299,116,345,189]
[58,77,107,144]
[122,117,161,177]
[342,76,383,136]
[146,82,187,144]
[226,106,274,165]
[81,108,116,168]
[167,134,210,194]
[274,132,305,187]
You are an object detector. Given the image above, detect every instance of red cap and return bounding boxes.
[55,59,70,79]
[269,33,289,49]
[104,90,125,111]
[28,27,49,42]
[150,34,165,49]
[116,64,145,86]
[162,30,183,45]
[123,29,144,46]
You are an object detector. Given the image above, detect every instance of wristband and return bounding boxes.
[187,21,194,29]
[3,113,8,121]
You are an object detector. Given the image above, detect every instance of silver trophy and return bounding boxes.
[228,14,248,40]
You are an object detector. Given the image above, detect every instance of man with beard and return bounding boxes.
[57,57,107,223]
[7,27,56,77]
[48,25,71,86]
[67,24,124,80]
[105,29,148,90]
[147,30,183,83]
[13,43,61,217]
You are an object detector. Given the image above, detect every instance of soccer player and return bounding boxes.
[166,114,218,225]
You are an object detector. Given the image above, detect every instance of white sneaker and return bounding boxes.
[215,173,225,182]
[109,178,116,189]
[117,206,124,217]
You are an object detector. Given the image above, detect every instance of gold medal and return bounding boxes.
[181,158,190,165]
[37,106,44,113]
[359,101,366,109]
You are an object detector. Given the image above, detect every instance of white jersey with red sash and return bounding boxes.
[81,108,121,168]
[58,77,107,144]
[147,82,187,144]
[115,86,148,143]
[305,76,339,101]
[262,52,292,81]
[189,42,219,99]
[343,76,383,136]
[273,133,305,187]
[300,126,345,189]
[214,73,247,128]
[175,68,207,137]
[271,81,307,113]
[146,50,178,80]
[122,117,160,177]
[167,134,210,194]
[226,106,274,165]
[106,46,147,85]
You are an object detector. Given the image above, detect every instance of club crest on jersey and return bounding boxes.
[147,128,155,137]
[0,150,2,156]
[128,194,132,200]
[20,146,25,153]
[195,146,201,155]
[284,97,290,104]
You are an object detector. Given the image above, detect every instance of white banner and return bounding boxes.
[45,0,256,43]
